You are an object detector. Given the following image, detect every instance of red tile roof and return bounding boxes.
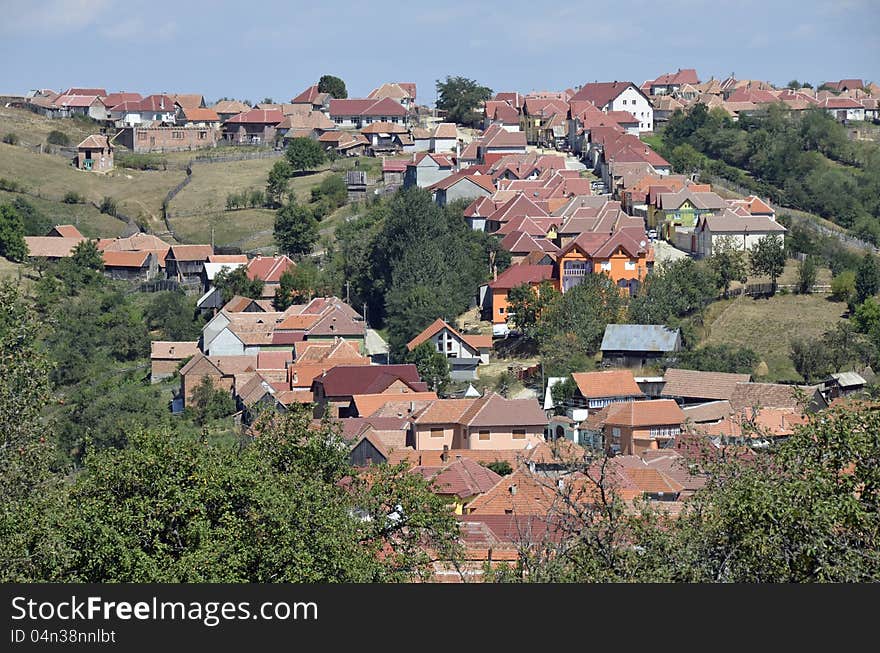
[487,264,553,289]
[570,82,641,108]
[329,97,407,117]
[313,364,427,397]
[407,318,492,352]
[416,457,502,499]
[245,255,294,283]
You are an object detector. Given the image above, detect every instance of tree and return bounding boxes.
[46,130,70,146]
[628,258,716,325]
[71,239,104,271]
[507,281,560,340]
[285,137,326,174]
[668,143,706,175]
[266,159,293,207]
[855,253,880,304]
[0,203,28,262]
[674,344,759,375]
[273,261,328,310]
[535,275,627,358]
[0,283,66,581]
[749,234,786,294]
[318,75,347,99]
[405,341,451,394]
[790,337,830,382]
[831,269,857,304]
[212,266,263,304]
[274,203,319,256]
[796,255,818,294]
[99,196,117,216]
[708,236,747,298]
[186,376,236,425]
[145,291,202,340]
[435,76,492,126]
[822,321,872,373]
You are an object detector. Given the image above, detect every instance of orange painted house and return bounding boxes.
[486,264,554,325]
[556,230,653,296]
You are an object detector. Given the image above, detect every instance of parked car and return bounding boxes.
[647,229,658,240]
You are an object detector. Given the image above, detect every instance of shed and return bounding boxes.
[600,324,681,368]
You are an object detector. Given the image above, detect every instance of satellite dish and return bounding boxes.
[640,240,646,247]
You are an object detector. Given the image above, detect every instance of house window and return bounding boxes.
[478,430,490,441]
[600,260,612,271]
[649,426,681,438]
[430,428,444,438]
[625,260,636,270]
[172,131,183,139]
[199,131,207,140]
[512,429,526,440]
[499,307,505,314]
[612,427,621,438]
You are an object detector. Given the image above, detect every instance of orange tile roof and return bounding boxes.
[150,341,199,360]
[50,224,84,238]
[352,391,438,417]
[102,250,151,267]
[414,399,476,424]
[571,370,643,399]
[605,399,684,427]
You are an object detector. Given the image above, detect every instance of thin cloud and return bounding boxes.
[1,0,114,35]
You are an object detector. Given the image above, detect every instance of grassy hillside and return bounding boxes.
[0,190,128,238]
[0,106,95,148]
[0,141,184,231]
[701,293,846,382]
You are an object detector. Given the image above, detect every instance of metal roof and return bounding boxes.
[601,324,680,353]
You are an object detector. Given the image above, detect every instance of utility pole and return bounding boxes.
[345,280,351,303]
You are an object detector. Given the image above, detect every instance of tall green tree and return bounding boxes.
[273,261,328,310]
[0,203,28,262]
[435,76,492,126]
[0,283,67,581]
[266,159,293,207]
[145,290,202,340]
[317,75,348,99]
[405,341,451,394]
[536,275,626,360]
[213,265,263,303]
[855,253,880,304]
[275,203,319,256]
[749,234,786,294]
[708,236,748,298]
[796,255,818,294]
[71,239,104,271]
[186,376,236,425]
[507,281,560,340]
[285,137,326,174]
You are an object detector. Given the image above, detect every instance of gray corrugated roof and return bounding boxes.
[830,372,866,388]
[601,324,680,352]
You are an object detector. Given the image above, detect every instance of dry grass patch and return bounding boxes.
[701,293,847,381]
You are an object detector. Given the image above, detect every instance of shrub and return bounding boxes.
[115,152,167,170]
[0,178,22,192]
[99,196,118,216]
[2,133,18,145]
[62,191,84,204]
[47,130,70,146]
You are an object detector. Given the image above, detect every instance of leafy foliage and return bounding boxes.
[273,261,330,310]
[212,266,263,304]
[274,203,318,256]
[285,137,326,173]
[145,291,202,340]
[507,281,560,340]
[186,376,236,425]
[707,236,747,297]
[318,75,347,99]
[405,341,451,394]
[46,130,70,146]
[0,203,28,262]
[435,76,492,126]
[749,234,786,293]
[672,344,759,375]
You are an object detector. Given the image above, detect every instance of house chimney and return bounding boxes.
[441,445,449,463]
[409,400,415,412]
[509,484,517,495]
[455,454,462,461]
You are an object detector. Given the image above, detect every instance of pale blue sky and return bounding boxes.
[1,0,878,104]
